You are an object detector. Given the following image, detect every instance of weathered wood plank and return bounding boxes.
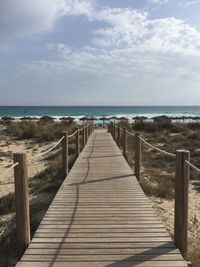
[25,248,180,255]
[17,261,188,267]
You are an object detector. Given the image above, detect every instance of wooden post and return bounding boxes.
[123,128,127,159]
[174,149,190,257]
[113,123,116,141]
[88,123,90,137]
[110,123,113,138]
[112,123,115,139]
[90,123,93,134]
[135,132,141,181]
[83,125,86,147]
[13,153,30,258]
[117,125,121,147]
[87,123,89,139]
[62,131,68,176]
[90,123,92,135]
[76,127,80,157]
[86,124,88,142]
[89,124,91,135]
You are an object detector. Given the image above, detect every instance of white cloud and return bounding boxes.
[90,8,200,57]
[2,4,200,104]
[178,0,200,8]
[0,0,94,42]
[147,0,168,5]
[18,6,200,82]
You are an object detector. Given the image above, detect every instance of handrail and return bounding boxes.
[68,130,78,138]
[0,162,19,181]
[185,160,200,174]
[126,130,135,137]
[31,136,64,161]
[79,126,84,132]
[139,136,176,158]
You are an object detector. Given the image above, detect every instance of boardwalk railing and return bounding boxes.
[108,122,200,259]
[1,122,94,258]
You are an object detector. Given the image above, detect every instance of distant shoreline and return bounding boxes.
[0,105,200,108]
[0,106,200,120]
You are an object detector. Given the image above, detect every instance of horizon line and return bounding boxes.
[0,105,200,108]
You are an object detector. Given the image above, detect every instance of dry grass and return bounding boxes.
[5,120,77,141]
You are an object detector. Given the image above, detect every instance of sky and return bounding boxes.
[0,0,200,106]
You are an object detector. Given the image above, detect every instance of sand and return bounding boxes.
[149,184,200,262]
[0,126,58,198]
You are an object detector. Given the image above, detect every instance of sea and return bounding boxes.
[0,106,200,121]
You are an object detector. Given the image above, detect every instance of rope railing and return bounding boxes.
[0,162,19,182]
[126,130,135,137]
[79,126,84,132]
[139,136,176,158]
[185,160,200,174]
[68,130,78,138]
[31,136,65,161]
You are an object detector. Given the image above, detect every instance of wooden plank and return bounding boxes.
[38,225,165,229]
[36,228,167,233]
[17,261,188,267]
[28,242,176,249]
[21,254,183,261]
[33,232,169,238]
[31,237,172,243]
[24,248,180,255]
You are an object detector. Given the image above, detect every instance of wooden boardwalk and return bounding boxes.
[17,129,187,267]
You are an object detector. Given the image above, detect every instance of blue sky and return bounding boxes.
[0,0,200,105]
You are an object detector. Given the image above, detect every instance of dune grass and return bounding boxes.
[5,120,77,141]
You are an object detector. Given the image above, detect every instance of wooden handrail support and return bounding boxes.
[89,123,92,136]
[62,131,68,176]
[86,124,88,141]
[109,123,113,138]
[123,128,127,159]
[135,132,141,182]
[83,126,86,147]
[13,153,30,258]
[76,127,80,157]
[174,149,190,258]
[117,125,121,147]
[113,123,116,141]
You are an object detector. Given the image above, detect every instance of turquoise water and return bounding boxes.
[0,106,200,121]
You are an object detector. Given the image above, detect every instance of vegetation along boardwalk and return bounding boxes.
[16,129,188,267]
